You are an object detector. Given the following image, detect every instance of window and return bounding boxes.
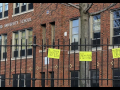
[71,71,80,87]
[0,34,7,60]
[0,75,5,87]
[90,70,99,87]
[112,10,120,45]
[13,3,33,15]
[0,3,8,18]
[70,18,80,51]
[92,15,101,47]
[113,69,120,87]
[12,28,33,58]
[41,24,46,50]
[13,73,31,87]
[50,72,54,87]
[41,72,45,87]
[50,22,55,48]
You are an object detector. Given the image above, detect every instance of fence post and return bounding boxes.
[32,35,37,87]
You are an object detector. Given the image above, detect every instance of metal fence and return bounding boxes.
[0,36,120,87]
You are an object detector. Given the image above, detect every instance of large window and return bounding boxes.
[13,3,33,15]
[12,28,33,58]
[13,73,31,87]
[70,18,80,50]
[92,14,101,47]
[0,3,8,18]
[0,75,5,87]
[112,10,120,45]
[0,34,7,60]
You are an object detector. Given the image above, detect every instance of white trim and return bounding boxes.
[11,55,33,60]
[68,50,79,54]
[12,9,34,17]
[109,46,120,49]
[91,47,102,52]
[0,16,8,21]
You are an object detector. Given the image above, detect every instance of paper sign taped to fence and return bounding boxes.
[79,51,92,61]
[48,48,60,59]
[112,48,120,59]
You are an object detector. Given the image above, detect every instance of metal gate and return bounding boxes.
[0,36,120,87]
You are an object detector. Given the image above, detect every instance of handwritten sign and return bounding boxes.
[48,48,60,59]
[112,48,120,59]
[79,51,92,61]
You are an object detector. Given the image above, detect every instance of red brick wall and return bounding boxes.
[0,3,120,87]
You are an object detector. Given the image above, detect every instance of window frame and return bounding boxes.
[70,70,80,87]
[12,28,33,58]
[69,17,81,51]
[90,69,99,87]
[0,3,8,19]
[110,9,120,45]
[13,73,31,87]
[0,74,5,87]
[50,22,55,48]
[13,3,33,15]
[41,24,46,51]
[0,34,7,60]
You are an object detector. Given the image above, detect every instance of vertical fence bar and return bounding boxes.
[73,39,75,87]
[68,39,70,86]
[41,39,43,87]
[85,38,86,87]
[107,38,109,85]
[15,39,17,87]
[0,39,1,76]
[57,39,59,86]
[32,36,36,87]
[63,39,65,85]
[47,39,48,85]
[112,37,114,85]
[52,39,54,86]
[4,39,7,84]
[95,40,98,87]
[19,39,22,87]
[25,39,28,87]
[79,38,81,87]
[9,39,12,85]
[118,38,120,81]
[101,38,103,86]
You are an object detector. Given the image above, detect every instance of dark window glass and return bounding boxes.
[91,70,99,87]
[71,71,79,87]
[41,72,45,87]
[113,69,120,87]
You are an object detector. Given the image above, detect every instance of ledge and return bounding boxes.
[0,16,8,21]
[11,56,33,60]
[12,9,34,17]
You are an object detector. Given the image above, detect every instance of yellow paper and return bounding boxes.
[112,48,120,59]
[79,51,92,61]
[48,48,60,59]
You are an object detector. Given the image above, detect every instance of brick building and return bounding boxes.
[0,3,120,87]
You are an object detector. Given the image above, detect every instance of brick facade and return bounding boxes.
[0,3,120,87]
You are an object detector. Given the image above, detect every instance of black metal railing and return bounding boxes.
[1,36,120,87]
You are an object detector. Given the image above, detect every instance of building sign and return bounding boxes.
[0,17,31,29]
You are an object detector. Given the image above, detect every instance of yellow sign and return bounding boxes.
[79,51,92,61]
[112,48,120,59]
[48,48,60,59]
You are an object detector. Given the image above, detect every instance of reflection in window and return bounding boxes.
[92,14,101,47]
[113,10,120,44]
[71,18,79,50]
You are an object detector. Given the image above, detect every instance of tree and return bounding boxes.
[61,3,117,87]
